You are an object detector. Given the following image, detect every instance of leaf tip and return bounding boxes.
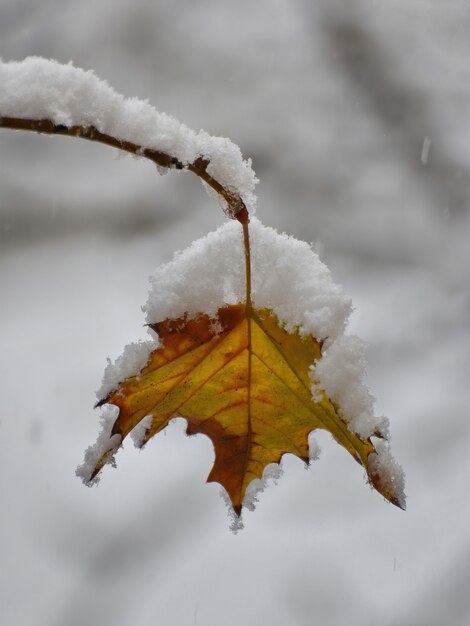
[94,397,107,409]
[392,496,406,511]
[367,442,406,511]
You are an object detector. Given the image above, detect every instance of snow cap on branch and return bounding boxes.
[0,56,258,212]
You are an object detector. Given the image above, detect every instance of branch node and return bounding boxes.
[170,156,184,170]
[193,156,210,172]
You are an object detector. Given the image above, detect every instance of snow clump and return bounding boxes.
[0,57,258,212]
[144,217,351,341]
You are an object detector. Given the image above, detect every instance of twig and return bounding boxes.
[0,116,249,219]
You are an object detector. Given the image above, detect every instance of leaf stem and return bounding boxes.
[236,209,252,315]
[0,116,248,219]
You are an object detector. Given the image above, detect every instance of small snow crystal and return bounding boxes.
[308,434,322,462]
[97,340,155,402]
[421,137,432,165]
[130,415,154,449]
[243,463,284,512]
[310,335,390,440]
[220,462,283,532]
[76,406,121,484]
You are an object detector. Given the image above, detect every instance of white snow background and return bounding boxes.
[1,2,469,625]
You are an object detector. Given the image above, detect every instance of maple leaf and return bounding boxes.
[84,213,405,516]
[93,304,400,515]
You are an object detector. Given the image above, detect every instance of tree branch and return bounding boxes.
[0,116,248,220]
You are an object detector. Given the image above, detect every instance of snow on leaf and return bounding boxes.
[78,217,406,515]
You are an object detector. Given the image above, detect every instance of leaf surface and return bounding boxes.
[94,303,400,514]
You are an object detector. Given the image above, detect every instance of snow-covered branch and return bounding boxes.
[0,57,258,218]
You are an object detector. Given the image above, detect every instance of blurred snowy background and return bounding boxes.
[1,1,469,625]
